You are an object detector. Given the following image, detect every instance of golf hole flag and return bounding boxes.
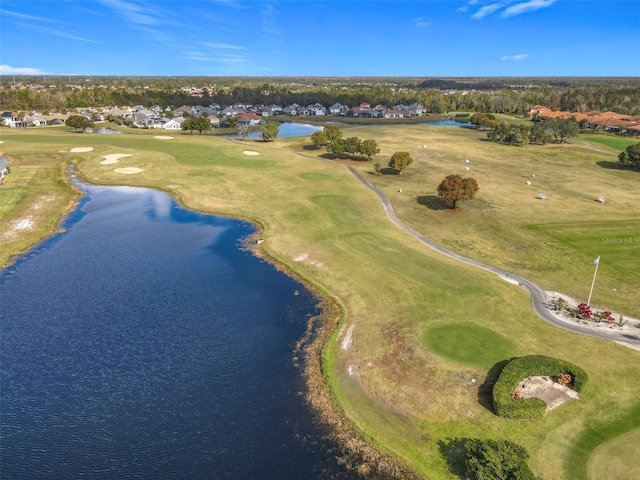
[593,256,600,265]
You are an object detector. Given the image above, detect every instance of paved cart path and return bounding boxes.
[346,166,640,351]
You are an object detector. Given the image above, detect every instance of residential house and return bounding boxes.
[383,109,404,119]
[283,104,299,115]
[329,103,349,116]
[1,112,23,128]
[163,117,186,130]
[307,103,326,115]
[208,115,220,128]
[237,113,262,126]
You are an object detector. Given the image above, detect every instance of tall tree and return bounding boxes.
[260,122,279,141]
[388,151,413,175]
[324,125,343,149]
[618,142,640,169]
[343,137,362,158]
[360,139,380,160]
[65,115,94,133]
[310,130,328,148]
[193,116,212,135]
[437,174,479,209]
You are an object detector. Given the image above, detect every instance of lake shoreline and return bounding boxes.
[5,163,416,479]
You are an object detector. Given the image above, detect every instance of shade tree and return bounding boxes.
[437,174,479,209]
[618,142,640,169]
[388,151,413,175]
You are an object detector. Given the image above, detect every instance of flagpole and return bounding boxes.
[587,256,600,306]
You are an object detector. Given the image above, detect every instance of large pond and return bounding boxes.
[0,183,356,479]
[424,119,473,127]
[229,122,323,139]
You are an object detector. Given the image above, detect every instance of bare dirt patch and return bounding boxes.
[516,376,579,412]
[70,147,94,153]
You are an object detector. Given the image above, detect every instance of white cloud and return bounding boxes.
[413,17,432,28]
[0,65,47,75]
[501,54,529,61]
[471,2,506,19]
[502,0,556,17]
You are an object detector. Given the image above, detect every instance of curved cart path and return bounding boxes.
[346,166,640,351]
[222,136,639,350]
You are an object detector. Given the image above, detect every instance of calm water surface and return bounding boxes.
[0,184,355,479]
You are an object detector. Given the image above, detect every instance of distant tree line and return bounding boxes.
[2,78,640,116]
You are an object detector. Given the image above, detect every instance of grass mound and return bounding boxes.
[424,324,514,367]
[493,355,588,420]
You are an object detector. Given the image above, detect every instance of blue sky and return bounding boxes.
[1,0,638,77]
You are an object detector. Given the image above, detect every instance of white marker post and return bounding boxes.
[587,256,600,306]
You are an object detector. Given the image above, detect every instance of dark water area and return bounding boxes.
[0,184,357,479]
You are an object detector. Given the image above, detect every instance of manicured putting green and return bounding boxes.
[424,324,514,366]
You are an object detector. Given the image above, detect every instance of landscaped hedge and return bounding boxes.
[492,355,588,420]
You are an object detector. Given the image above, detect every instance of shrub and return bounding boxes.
[464,438,536,480]
[492,355,588,419]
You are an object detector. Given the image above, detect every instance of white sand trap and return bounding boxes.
[0,140,4,144]
[100,153,132,165]
[154,135,174,140]
[70,147,94,152]
[243,150,260,156]
[114,167,143,174]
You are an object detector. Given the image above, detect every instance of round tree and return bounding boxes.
[618,142,640,169]
[437,174,479,209]
[388,151,413,175]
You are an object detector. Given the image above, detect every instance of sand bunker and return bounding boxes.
[154,136,174,140]
[70,147,94,153]
[100,153,132,165]
[114,167,143,174]
[516,376,579,412]
[243,150,260,156]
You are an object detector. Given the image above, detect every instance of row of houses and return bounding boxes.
[2,100,428,129]
[529,105,640,136]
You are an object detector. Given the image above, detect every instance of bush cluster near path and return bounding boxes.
[492,355,588,420]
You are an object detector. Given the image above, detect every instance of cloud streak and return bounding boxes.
[501,0,556,17]
[469,0,556,19]
[501,54,529,61]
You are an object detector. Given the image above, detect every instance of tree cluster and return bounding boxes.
[181,116,212,135]
[485,118,577,146]
[314,126,380,160]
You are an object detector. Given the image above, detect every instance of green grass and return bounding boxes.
[423,324,515,367]
[1,125,639,480]
[587,427,640,480]
[580,134,639,152]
